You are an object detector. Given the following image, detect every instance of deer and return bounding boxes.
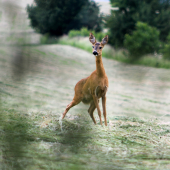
[62,33,109,126]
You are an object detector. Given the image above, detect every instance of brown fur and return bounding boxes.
[62,33,109,126]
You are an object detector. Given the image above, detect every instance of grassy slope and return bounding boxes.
[1,44,170,169]
[0,1,170,169]
[57,36,170,69]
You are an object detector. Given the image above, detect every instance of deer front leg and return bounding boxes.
[92,95,102,125]
[102,95,107,126]
[102,86,108,126]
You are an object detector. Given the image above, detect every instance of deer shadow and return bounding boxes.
[57,112,92,154]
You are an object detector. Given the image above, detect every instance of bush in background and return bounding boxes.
[68,27,106,41]
[69,28,89,37]
[161,33,170,60]
[40,34,59,44]
[124,22,160,59]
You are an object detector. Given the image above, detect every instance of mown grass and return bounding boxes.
[0,43,170,169]
[0,35,170,169]
[1,106,170,170]
[55,36,170,69]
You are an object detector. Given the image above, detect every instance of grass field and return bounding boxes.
[0,1,170,170]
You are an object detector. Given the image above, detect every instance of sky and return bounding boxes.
[95,0,110,2]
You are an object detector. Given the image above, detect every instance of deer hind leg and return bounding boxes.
[62,97,82,119]
[102,86,108,126]
[88,100,99,124]
[92,94,102,125]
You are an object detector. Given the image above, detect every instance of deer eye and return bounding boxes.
[99,47,102,49]
[92,46,94,48]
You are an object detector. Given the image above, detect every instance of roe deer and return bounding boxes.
[62,33,109,126]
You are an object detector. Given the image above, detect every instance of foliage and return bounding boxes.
[40,33,59,44]
[68,1,103,32]
[27,0,87,35]
[161,33,170,60]
[27,0,103,36]
[124,22,160,58]
[107,0,170,47]
[69,27,90,38]
[68,27,106,41]
[40,33,50,44]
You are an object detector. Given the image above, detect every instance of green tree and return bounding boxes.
[27,0,102,36]
[124,22,160,58]
[107,0,170,47]
[161,33,170,60]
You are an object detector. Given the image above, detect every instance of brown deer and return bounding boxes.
[62,33,109,126]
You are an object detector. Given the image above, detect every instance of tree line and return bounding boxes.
[27,0,103,35]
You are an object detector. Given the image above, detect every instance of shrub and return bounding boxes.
[68,27,106,41]
[40,34,49,44]
[161,33,170,60]
[68,28,89,38]
[124,22,160,59]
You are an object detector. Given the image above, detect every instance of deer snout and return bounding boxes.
[93,51,98,56]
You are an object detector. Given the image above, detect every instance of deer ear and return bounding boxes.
[89,33,96,44]
[101,35,108,46]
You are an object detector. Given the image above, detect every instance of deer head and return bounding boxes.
[89,33,108,56]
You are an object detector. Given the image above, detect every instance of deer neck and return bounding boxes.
[95,55,106,77]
